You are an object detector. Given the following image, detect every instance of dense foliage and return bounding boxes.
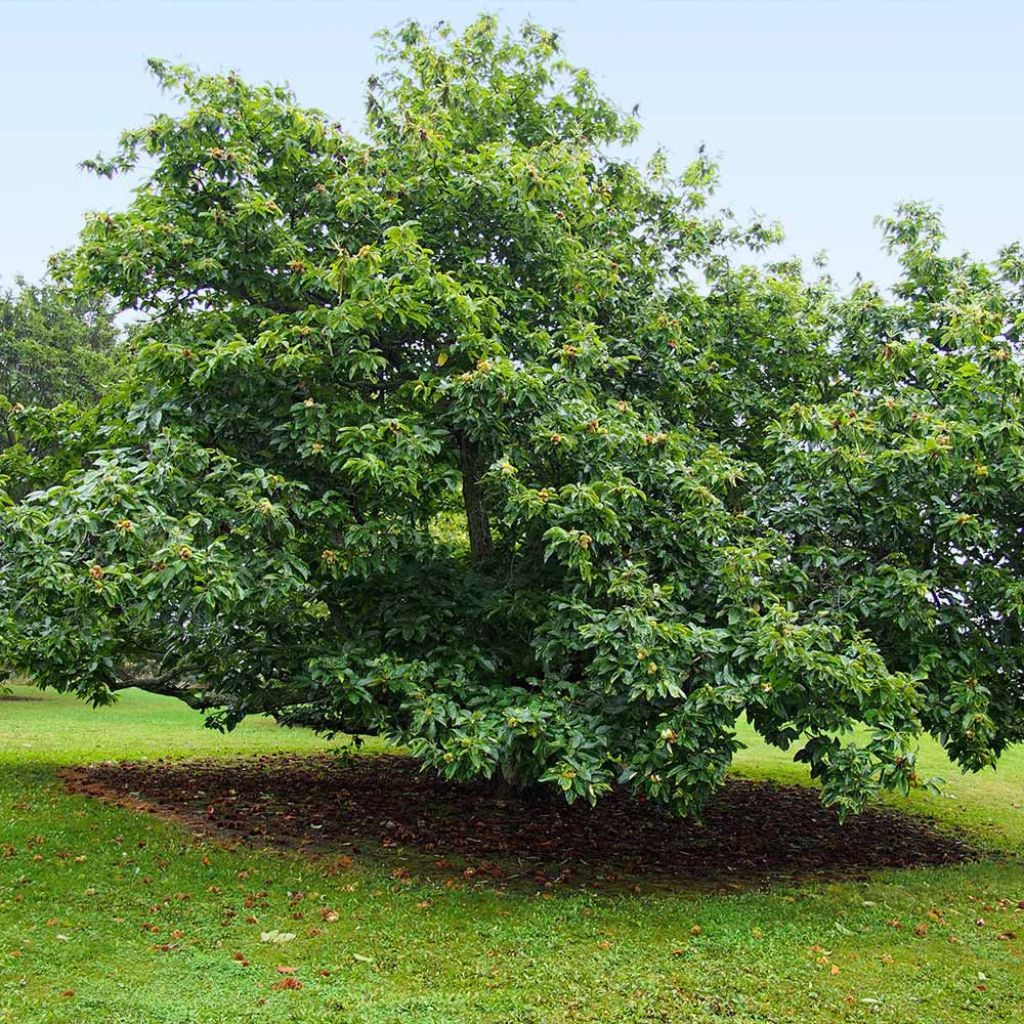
[2,18,1022,817]
[0,276,118,411]
[0,278,121,496]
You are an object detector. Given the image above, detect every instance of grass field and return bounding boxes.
[1,685,1022,1024]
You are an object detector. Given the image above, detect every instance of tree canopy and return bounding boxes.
[0,276,118,412]
[2,17,1022,818]
[0,277,121,497]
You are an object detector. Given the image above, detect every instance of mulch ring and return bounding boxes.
[61,753,979,888]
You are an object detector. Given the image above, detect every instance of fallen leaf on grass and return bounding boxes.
[352,953,374,963]
[320,909,339,922]
[270,977,302,991]
[275,966,298,975]
[829,964,841,976]
[260,930,296,944]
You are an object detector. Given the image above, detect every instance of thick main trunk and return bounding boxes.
[491,750,548,804]
[492,777,548,803]
[457,432,494,561]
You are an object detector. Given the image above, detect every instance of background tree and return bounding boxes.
[2,18,1022,818]
[0,277,122,497]
[0,276,118,411]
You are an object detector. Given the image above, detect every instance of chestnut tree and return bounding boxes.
[3,17,1022,817]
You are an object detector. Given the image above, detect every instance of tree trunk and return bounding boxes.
[492,773,547,805]
[457,431,494,561]
[492,751,547,804]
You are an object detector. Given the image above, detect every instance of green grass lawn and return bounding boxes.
[1,685,1022,1024]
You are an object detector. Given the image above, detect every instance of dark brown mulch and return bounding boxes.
[61,753,978,886]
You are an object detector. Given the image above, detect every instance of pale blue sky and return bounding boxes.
[2,0,1021,288]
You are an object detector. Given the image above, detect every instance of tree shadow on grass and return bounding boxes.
[61,753,981,890]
